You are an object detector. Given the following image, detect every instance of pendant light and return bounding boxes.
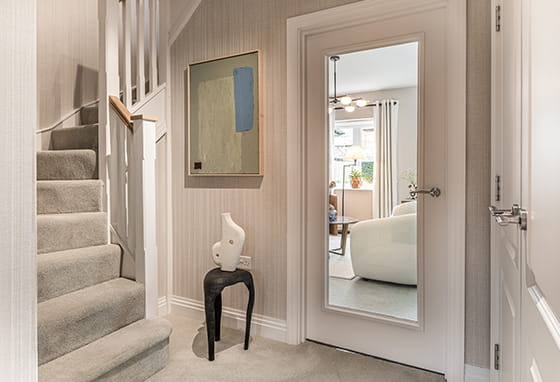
[329,55,369,112]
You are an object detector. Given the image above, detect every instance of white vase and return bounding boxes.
[211,213,246,272]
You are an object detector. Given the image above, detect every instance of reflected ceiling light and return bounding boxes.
[329,55,370,113]
[355,98,368,108]
[340,96,352,105]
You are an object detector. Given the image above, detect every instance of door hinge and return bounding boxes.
[494,343,501,370]
[495,5,501,32]
[495,175,501,202]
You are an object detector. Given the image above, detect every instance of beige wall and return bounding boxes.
[170,0,360,320]
[170,0,491,368]
[466,0,491,369]
[37,0,98,133]
[1,0,38,378]
[333,189,373,222]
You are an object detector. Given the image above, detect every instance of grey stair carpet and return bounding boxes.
[37,149,97,180]
[37,244,121,303]
[38,277,145,365]
[36,119,171,381]
[37,180,103,214]
[80,104,99,125]
[51,125,99,152]
[37,212,107,254]
[39,318,172,382]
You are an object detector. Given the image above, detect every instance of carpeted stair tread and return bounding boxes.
[37,149,97,180]
[51,125,99,152]
[39,318,171,382]
[37,180,103,214]
[37,212,107,254]
[38,277,145,365]
[37,244,121,303]
[80,104,99,125]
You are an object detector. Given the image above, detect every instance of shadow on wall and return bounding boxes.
[183,69,263,189]
[74,64,99,110]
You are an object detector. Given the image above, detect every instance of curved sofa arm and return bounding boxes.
[350,214,417,285]
[392,201,417,216]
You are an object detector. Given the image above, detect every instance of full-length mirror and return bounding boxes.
[326,42,419,322]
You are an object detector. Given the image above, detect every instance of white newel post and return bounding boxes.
[130,115,159,318]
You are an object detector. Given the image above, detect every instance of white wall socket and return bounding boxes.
[238,256,252,270]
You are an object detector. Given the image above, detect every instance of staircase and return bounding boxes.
[36,106,171,382]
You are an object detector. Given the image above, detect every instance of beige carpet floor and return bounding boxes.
[329,277,418,321]
[147,313,444,382]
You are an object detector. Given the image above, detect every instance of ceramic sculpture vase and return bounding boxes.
[212,213,246,272]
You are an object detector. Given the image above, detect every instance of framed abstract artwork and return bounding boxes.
[187,50,263,176]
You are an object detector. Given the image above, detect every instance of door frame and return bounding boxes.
[286,0,467,380]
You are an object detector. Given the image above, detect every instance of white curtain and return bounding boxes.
[373,100,399,218]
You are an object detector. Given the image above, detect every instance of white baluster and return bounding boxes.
[123,0,133,108]
[99,0,121,242]
[136,0,145,100]
[149,0,158,90]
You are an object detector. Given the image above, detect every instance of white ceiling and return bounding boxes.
[328,42,418,96]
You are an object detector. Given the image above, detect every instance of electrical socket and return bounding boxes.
[238,256,252,270]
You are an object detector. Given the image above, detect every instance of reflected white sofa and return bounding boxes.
[350,201,417,285]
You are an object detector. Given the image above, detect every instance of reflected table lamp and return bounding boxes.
[341,145,366,218]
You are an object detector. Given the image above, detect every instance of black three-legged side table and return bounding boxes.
[203,267,255,361]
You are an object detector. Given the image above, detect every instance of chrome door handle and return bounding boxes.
[410,187,441,198]
[489,204,527,230]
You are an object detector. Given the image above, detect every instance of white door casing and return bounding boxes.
[286,0,466,379]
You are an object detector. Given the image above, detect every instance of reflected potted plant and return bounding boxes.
[349,169,363,189]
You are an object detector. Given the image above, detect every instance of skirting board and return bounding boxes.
[169,295,287,343]
[465,365,490,382]
[158,296,169,316]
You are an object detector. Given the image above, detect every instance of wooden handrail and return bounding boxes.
[109,95,133,131]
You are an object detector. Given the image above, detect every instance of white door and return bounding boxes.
[520,0,560,379]
[490,0,523,380]
[305,5,453,373]
[491,0,560,380]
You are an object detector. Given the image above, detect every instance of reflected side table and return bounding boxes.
[328,216,359,256]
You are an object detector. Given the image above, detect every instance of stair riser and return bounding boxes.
[38,279,145,365]
[51,125,99,152]
[37,245,121,303]
[37,150,97,180]
[80,105,99,125]
[37,213,107,254]
[38,318,172,382]
[37,181,103,214]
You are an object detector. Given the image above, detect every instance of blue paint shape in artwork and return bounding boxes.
[233,67,254,132]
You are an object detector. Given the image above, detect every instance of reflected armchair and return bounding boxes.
[350,201,417,285]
